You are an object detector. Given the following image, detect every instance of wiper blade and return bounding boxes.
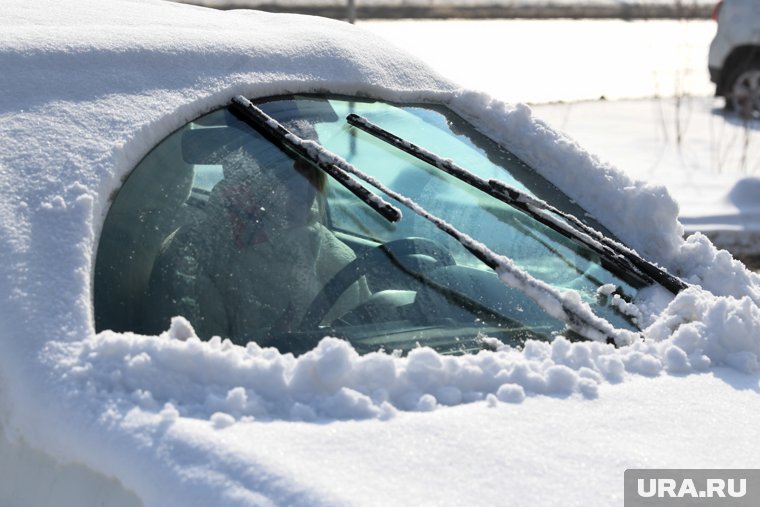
[230,98,634,345]
[346,113,688,295]
[229,96,401,223]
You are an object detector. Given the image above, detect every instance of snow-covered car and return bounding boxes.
[2,1,760,506]
[708,0,760,117]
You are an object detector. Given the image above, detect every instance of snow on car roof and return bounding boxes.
[2,0,760,506]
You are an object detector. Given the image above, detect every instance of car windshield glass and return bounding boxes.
[95,95,649,356]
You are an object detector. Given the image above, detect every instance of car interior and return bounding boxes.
[94,95,646,355]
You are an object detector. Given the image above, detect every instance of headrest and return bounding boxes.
[181,97,338,165]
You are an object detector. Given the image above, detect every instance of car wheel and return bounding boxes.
[726,59,760,119]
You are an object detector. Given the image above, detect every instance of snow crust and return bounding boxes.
[1,0,760,506]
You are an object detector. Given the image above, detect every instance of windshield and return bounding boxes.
[95,95,649,355]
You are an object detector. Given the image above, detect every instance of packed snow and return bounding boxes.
[1,1,760,506]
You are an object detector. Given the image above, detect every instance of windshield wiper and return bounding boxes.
[230,96,634,345]
[346,113,688,295]
[229,96,401,223]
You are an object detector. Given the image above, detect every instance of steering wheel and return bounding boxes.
[298,237,456,331]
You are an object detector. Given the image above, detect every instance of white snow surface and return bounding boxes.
[531,96,760,262]
[1,1,760,506]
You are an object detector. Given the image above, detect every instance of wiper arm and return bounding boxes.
[346,113,688,295]
[229,96,401,223]
[230,98,634,345]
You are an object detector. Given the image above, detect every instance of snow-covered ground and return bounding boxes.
[362,18,760,263]
[534,97,760,264]
[360,19,716,103]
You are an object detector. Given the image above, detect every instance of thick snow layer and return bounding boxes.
[1,1,760,506]
[70,305,759,423]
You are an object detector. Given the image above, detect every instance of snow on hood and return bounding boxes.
[2,0,760,505]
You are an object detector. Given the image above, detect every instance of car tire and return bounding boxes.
[725,57,760,119]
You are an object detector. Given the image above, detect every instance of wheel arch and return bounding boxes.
[718,45,760,95]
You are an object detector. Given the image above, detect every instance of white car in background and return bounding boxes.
[2,1,760,506]
[708,0,760,117]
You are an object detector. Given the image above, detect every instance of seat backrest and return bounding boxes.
[94,134,194,334]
